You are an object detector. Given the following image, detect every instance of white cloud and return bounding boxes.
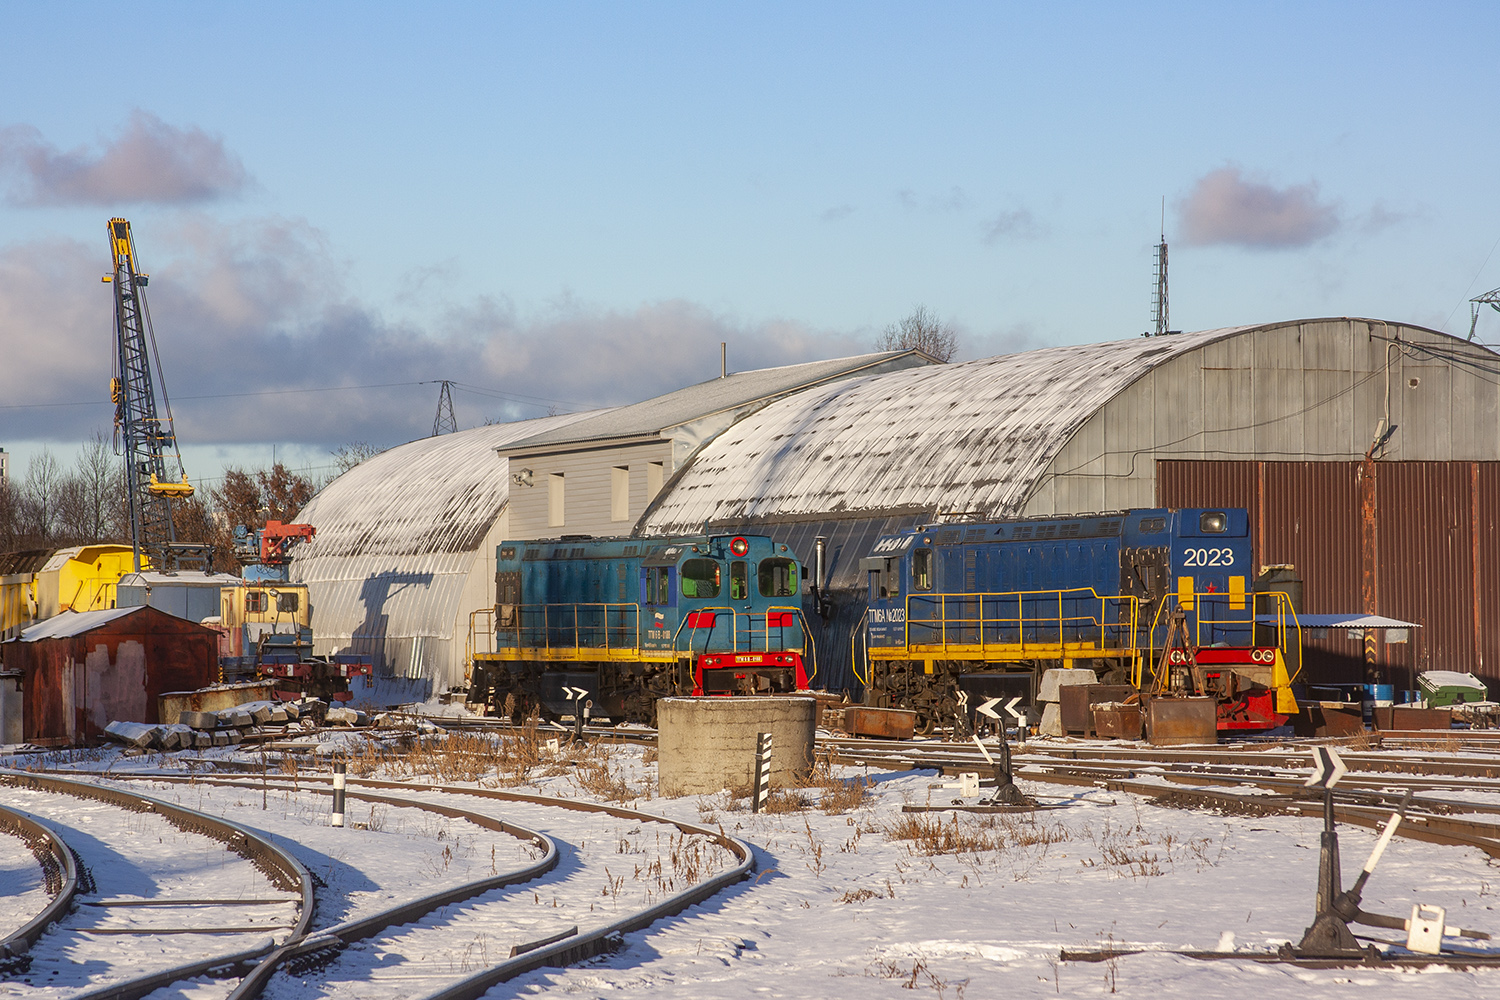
[0,111,248,206]
[1179,166,1339,249]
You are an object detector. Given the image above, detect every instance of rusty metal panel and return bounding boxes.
[1371,706,1453,731]
[1091,702,1143,739]
[1477,465,1500,680]
[1261,463,1361,612]
[843,706,915,739]
[157,680,278,722]
[1059,683,1135,732]
[1145,696,1217,744]
[1376,463,1476,685]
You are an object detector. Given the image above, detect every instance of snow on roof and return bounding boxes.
[295,413,596,560]
[118,571,241,587]
[640,327,1252,534]
[500,351,927,452]
[16,606,141,640]
[1290,614,1423,629]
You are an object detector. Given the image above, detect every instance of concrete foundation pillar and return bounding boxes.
[657,696,816,797]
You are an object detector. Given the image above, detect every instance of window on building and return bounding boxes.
[611,466,629,521]
[647,461,664,499]
[681,558,721,599]
[245,591,267,614]
[758,558,798,597]
[548,472,565,527]
[912,549,933,591]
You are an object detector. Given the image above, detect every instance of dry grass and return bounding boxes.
[866,955,966,998]
[884,811,1072,856]
[761,789,813,814]
[796,750,874,814]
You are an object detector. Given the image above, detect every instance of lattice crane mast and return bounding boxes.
[104,218,210,573]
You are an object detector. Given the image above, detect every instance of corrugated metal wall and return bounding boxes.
[1159,460,1500,687]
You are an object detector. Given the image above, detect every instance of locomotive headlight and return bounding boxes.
[730,537,750,557]
[1199,511,1227,533]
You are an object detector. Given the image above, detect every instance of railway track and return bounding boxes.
[0,769,314,998]
[8,766,753,999]
[13,713,1500,984]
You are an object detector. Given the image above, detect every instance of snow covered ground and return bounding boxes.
[4,735,1500,999]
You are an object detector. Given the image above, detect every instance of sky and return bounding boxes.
[2,2,1498,488]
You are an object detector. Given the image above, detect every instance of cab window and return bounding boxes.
[758,557,798,597]
[277,591,299,614]
[644,567,673,605]
[912,549,933,592]
[245,591,267,614]
[729,561,748,600]
[681,558,721,599]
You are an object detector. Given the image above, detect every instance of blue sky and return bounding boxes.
[2,2,1497,485]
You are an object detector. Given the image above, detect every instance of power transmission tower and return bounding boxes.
[1470,287,1500,341]
[432,380,457,436]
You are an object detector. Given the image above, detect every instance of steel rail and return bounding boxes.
[0,768,313,1000]
[0,802,77,959]
[63,770,755,1000]
[32,770,559,1000]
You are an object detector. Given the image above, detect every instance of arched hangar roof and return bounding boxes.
[289,411,596,688]
[638,325,1249,533]
[637,318,1500,536]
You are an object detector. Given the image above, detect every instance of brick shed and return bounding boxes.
[0,605,217,744]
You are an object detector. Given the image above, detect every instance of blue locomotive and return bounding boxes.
[858,507,1300,734]
[467,533,810,722]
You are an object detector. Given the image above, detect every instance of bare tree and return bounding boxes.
[330,441,383,476]
[20,449,63,544]
[55,432,123,543]
[875,304,958,362]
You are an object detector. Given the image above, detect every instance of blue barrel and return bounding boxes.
[1363,683,1395,705]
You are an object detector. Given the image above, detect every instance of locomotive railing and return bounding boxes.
[675,605,808,657]
[468,602,808,665]
[898,588,1141,657]
[1142,590,1303,686]
[466,607,496,682]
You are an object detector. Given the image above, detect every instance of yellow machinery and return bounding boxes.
[34,544,146,619]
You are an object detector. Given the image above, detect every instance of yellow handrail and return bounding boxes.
[900,587,1140,656]
[1142,590,1304,688]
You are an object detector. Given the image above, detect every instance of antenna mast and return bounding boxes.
[1151,198,1170,337]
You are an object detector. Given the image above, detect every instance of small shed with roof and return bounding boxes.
[1,605,218,744]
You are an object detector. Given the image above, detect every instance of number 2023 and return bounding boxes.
[1183,547,1235,567]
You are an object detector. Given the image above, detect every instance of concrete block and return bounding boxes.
[178,711,218,730]
[1038,667,1098,703]
[657,696,816,797]
[1039,702,1065,737]
[105,721,159,748]
[194,732,211,749]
